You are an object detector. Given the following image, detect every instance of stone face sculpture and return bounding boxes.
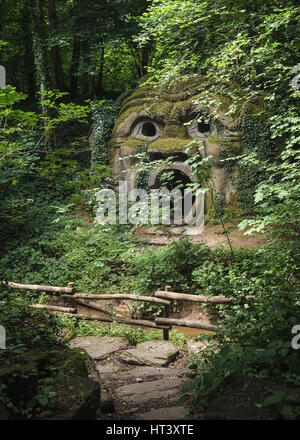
[106,76,243,222]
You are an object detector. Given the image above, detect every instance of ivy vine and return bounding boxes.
[91,89,133,166]
[222,115,276,216]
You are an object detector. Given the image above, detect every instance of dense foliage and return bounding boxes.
[0,0,151,99]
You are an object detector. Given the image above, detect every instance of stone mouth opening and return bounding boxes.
[154,168,191,191]
[197,121,210,134]
[148,165,197,225]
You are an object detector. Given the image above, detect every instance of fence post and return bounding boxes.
[162,285,171,341]
[68,282,75,294]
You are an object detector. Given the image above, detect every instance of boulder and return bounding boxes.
[49,376,101,420]
[186,338,219,361]
[114,377,187,406]
[69,336,129,361]
[100,386,115,413]
[120,340,179,367]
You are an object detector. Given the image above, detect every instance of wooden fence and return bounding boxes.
[1,281,254,339]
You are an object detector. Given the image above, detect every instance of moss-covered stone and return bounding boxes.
[103,73,271,210]
[112,105,146,136]
[120,98,151,115]
[170,97,199,120]
[148,100,173,120]
[0,362,39,405]
[161,90,192,103]
[122,139,147,149]
[207,136,227,146]
[161,125,188,139]
[227,141,244,154]
[61,348,91,378]
[224,192,241,221]
[205,190,219,224]
[121,86,153,106]
[148,138,191,153]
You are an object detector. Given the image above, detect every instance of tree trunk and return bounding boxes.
[31,0,52,148]
[47,0,65,90]
[96,47,105,96]
[69,36,80,97]
[31,0,49,96]
[22,6,36,98]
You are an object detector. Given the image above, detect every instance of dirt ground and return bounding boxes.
[134,223,265,249]
[202,376,300,420]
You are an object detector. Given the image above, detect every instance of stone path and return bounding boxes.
[69,335,203,420]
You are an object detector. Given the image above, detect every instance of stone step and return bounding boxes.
[69,336,129,361]
[114,377,188,406]
[120,340,179,367]
[97,365,194,385]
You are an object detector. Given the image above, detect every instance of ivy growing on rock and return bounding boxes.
[91,90,134,166]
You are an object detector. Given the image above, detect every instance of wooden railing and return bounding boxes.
[0,281,171,334]
[1,281,254,339]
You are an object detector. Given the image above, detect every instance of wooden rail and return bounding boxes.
[1,281,171,336]
[154,288,254,335]
[155,290,254,304]
[2,281,244,339]
[1,281,75,294]
[61,312,171,330]
[63,293,170,306]
[155,317,227,332]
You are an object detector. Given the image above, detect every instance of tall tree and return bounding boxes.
[47,0,65,90]
[31,0,49,97]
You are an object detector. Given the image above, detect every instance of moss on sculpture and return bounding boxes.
[161,125,188,139]
[99,73,275,219]
[148,138,192,153]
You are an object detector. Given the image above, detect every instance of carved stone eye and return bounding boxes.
[132,119,162,141]
[141,122,157,137]
[188,118,212,138]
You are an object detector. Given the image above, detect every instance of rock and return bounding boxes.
[186,339,210,356]
[97,365,193,387]
[69,336,129,361]
[128,366,194,380]
[49,376,101,420]
[100,387,115,413]
[186,339,219,361]
[136,406,190,420]
[0,363,39,405]
[120,341,179,367]
[96,364,121,382]
[61,347,91,377]
[114,377,187,405]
